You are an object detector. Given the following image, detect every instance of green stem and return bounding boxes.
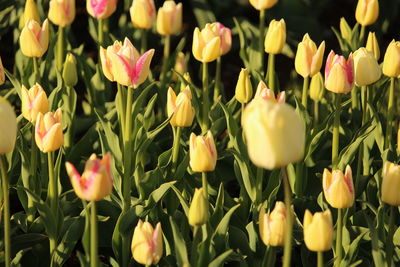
[385,78,395,150]
[213,56,222,102]
[259,9,265,75]
[387,206,396,267]
[256,167,263,205]
[313,100,319,127]
[359,25,366,43]
[201,62,209,133]
[301,76,310,110]
[332,94,342,169]
[160,35,171,82]
[262,246,276,267]
[117,83,126,139]
[267,53,275,93]
[0,156,10,267]
[318,251,324,267]
[356,86,368,191]
[56,26,65,71]
[171,126,182,174]
[281,166,293,267]
[32,57,40,83]
[140,29,147,54]
[90,202,98,267]
[351,85,359,111]
[202,172,208,197]
[98,19,104,46]
[27,127,37,222]
[63,86,74,149]
[47,152,57,259]
[335,209,343,267]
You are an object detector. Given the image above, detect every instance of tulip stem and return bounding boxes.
[385,78,395,151]
[318,251,324,267]
[201,62,210,133]
[117,83,126,139]
[98,19,104,46]
[359,25,365,43]
[259,9,265,75]
[356,85,368,191]
[267,53,275,93]
[386,205,396,267]
[332,94,342,169]
[351,85,359,111]
[27,127,38,222]
[47,152,58,260]
[56,26,65,71]
[313,101,319,127]
[160,35,171,83]
[140,29,147,54]
[281,166,293,267]
[202,172,208,197]
[0,155,10,267]
[171,126,182,174]
[90,201,98,267]
[262,246,276,267]
[32,57,40,83]
[214,56,222,102]
[256,167,263,205]
[335,208,343,267]
[301,76,310,110]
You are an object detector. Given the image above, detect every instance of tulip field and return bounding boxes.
[1,0,400,266]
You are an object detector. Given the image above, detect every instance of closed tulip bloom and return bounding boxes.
[156,1,182,35]
[35,109,63,152]
[216,22,232,56]
[99,40,122,82]
[323,165,354,209]
[259,201,286,247]
[20,19,49,58]
[242,99,305,169]
[353,47,381,86]
[303,209,333,252]
[130,0,156,29]
[173,52,187,79]
[309,72,324,102]
[0,57,5,86]
[355,0,379,26]
[21,83,49,123]
[87,0,118,19]
[192,24,221,63]
[189,131,217,172]
[24,0,40,25]
[65,153,113,201]
[249,0,278,10]
[339,17,352,42]
[366,32,380,60]
[48,0,75,27]
[324,50,354,94]
[131,220,163,265]
[188,188,209,226]
[295,34,325,78]
[0,97,17,154]
[381,161,400,206]
[254,81,286,103]
[264,19,286,54]
[235,68,253,104]
[167,86,195,127]
[63,53,78,87]
[382,40,400,78]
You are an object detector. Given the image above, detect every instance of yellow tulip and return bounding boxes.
[131,220,163,265]
[62,53,78,87]
[156,1,182,35]
[167,86,195,127]
[303,209,333,252]
[235,68,253,104]
[353,47,381,86]
[323,165,354,209]
[366,32,380,60]
[21,83,49,123]
[355,0,379,26]
[192,24,221,63]
[264,19,286,55]
[309,72,324,102]
[35,109,63,152]
[242,98,305,170]
[99,40,122,82]
[0,57,5,86]
[23,0,40,25]
[48,0,75,27]
[339,17,352,42]
[295,34,325,78]
[0,97,17,154]
[381,161,400,206]
[382,40,400,78]
[87,0,117,19]
[254,81,286,103]
[20,19,49,58]
[188,188,209,226]
[65,153,113,201]
[189,131,217,172]
[259,201,286,247]
[130,0,156,30]
[324,50,354,94]
[172,52,187,81]
[249,0,278,10]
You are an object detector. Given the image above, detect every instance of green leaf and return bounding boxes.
[209,250,234,267]
[191,0,216,28]
[145,181,177,208]
[212,204,241,250]
[169,217,189,266]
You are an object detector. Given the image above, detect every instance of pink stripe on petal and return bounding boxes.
[324,50,335,77]
[131,50,152,84]
[91,0,106,17]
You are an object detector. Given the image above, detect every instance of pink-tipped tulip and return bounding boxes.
[216,22,232,56]
[20,19,49,58]
[189,131,217,172]
[131,220,163,265]
[87,0,118,19]
[48,0,76,27]
[323,165,354,209]
[254,81,285,103]
[324,50,354,94]
[35,109,63,152]
[21,83,49,123]
[100,40,122,82]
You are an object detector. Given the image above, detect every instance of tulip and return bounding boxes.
[353,47,381,86]
[309,72,324,102]
[0,57,5,86]
[259,201,286,247]
[188,188,209,226]
[303,209,333,252]
[355,0,379,26]
[324,50,354,94]
[23,0,40,25]
[382,40,400,78]
[65,153,113,201]
[167,86,195,127]
[235,68,253,104]
[0,97,17,154]
[366,32,380,60]
[20,19,49,58]
[21,83,49,123]
[264,19,286,55]
[295,34,325,78]
[62,53,78,87]
[249,0,278,10]
[173,52,187,80]
[130,0,156,29]
[48,0,75,27]
[192,24,221,63]
[254,81,285,103]
[339,17,352,42]
[381,161,400,206]
[131,220,163,265]
[87,0,118,19]
[99,40,121,82]
[180,72,191,91]
[216,22,232,56]
[189,131,217,172]
[242,99,305,170]
[323,165,354,209]
[35,109,63,152]
[156,1,182,35]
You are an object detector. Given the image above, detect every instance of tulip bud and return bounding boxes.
[189,131,217,172]
[323,165,354,209]
[235,68,253,104]
[295,34,325,78]
[87,0,118,19]
[48,0,75,27]
[167,86,195,127]
[35,108,63,152]
[20,19,49,58]
[355,0,379,26]
[254,81,286,103]
[188,188,209,226]
[259,201,286,247]
[249,0,278,10]
[309,72,324,102]
[353,47,381,86]
[156,1,182,35]
[0,97,17,154]
[130,0,156,29]
[366,32,380,60]
[62,53,78,87]
[23,0,40,25]
[381,161,400,206]
[382,40,400,78]
[303,209,333,252]
[339,17,352,42]
[192,24,221,63]
[0,57,5,86]
[180,72,191,91]
[324,50,354,94]
[264,19,286,55]
[131,220,163,265]
[242,99,305,170]
[172,52,187,81]
[21,83,49,123]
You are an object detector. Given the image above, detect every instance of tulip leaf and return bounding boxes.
[132,81,156,122]
[233,17,250,68]
[212,204,241,250]
[209,249,234,267]
[170,185,190,217]
[368,103,385,153]
[4,68,22,98]
[169,217,190,267]
[145,181,177,208]
[48,72,64,110]
[210,183,224,228]
[192,0,216,28]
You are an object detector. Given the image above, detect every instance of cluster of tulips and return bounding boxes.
[0,0,400,266]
